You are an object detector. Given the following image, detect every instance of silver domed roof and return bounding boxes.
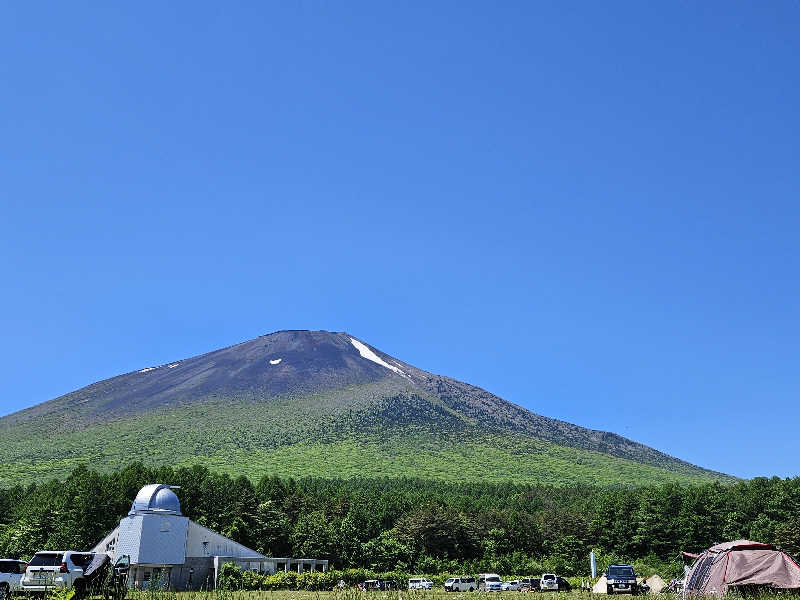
[129,484,182,515]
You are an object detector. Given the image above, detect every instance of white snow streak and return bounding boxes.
[139,367,156,373]
[167,363,180,369]
[269,358,282,365]
[350,338,407,377]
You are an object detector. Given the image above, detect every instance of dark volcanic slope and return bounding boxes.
[1,330,726,481]
[4,331,394,424]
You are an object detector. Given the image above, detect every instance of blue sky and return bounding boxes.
[1,1,798,479]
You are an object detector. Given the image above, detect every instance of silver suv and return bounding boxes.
[21,551,93,597]
[479,574,502,592]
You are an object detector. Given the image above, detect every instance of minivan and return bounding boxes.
[445,576,476,592]
[409,578,434,590]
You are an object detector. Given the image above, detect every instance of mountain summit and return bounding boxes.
[0,330,731,485]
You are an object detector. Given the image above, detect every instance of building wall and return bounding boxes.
[186,521,265,559]
[92,527,119,555]
[116,514,189,565]
[213,556,329,579]
[168,557,216,591]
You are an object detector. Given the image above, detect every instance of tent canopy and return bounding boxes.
[708,540,775,553]
[685,540,800,596]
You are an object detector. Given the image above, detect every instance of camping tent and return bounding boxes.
[644,574,666,594]
[685,539,800,596]
[592,576,609,593]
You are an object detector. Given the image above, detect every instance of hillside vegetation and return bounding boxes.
[0,392,730,486]
[0,330,732,486]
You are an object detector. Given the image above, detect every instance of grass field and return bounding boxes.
[126,591,797,600]
[144,591,600,600]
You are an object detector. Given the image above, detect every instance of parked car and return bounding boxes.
[540,574,559,592]
[556,577,571,591]
[409,578,434,590]
[445,576,477,592]
[0,560,27,598]
[361,579,398,591]
[520,577,541,592]
[20,551,94,597]
[502,580,521,591]
[605,564,639,595]
[479,574,503,592]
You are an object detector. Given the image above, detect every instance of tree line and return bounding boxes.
[1,463,799,579]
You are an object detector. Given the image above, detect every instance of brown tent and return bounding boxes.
[685,539,800,596]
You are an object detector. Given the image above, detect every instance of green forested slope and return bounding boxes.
[0,330,733,486]
[0,393,731,486]
[0,463,793,577]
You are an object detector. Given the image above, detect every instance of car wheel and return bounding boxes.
[607,586,614,595]
[470,588,474,592]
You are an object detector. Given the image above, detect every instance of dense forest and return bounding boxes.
[1,464,799,579]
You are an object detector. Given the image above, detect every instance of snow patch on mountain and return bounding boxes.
[269,358,282,365]
[350,338,407,377]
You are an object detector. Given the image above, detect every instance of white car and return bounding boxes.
[480,574,503,592]
[0,560,27,597]
[540,574,559,591]
[502,580,521,591]
[21,551,93,596]
[445,576,477,592]
[409,578,434,590]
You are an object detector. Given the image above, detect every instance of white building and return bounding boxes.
[93,484,328,590]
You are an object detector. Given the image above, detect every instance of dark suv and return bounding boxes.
[606,564,638,595]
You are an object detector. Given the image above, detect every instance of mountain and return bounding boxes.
[0,330,732,486]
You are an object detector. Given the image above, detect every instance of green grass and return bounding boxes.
[142,591,597,600]
[128,589,800,600]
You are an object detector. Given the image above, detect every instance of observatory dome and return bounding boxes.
[129,483,182,515]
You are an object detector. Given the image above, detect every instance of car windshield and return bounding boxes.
[487,577,501,583]
[29,554,64,567]
[609,566,635,579]
[544,575,556,580]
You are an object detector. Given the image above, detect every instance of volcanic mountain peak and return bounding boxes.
[0,329,734,486]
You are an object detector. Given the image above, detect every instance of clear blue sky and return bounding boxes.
[2,2,798,480]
